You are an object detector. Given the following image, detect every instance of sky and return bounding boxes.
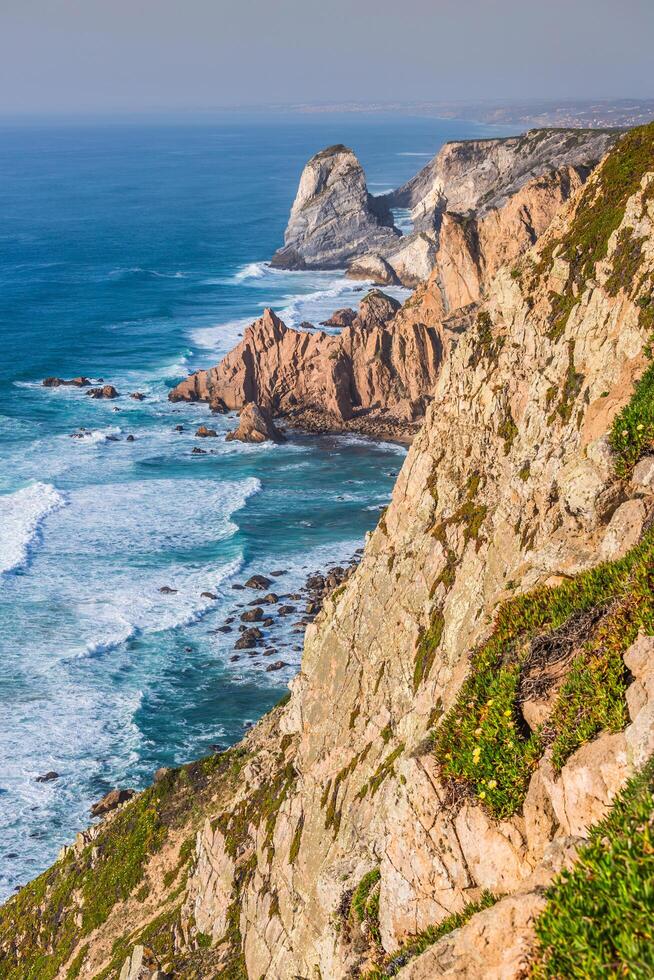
[1,0,653,115]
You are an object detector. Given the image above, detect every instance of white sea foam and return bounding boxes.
[108,267,186,280]
[0,482,67,575]
[44,476,260,658]
[233,261,270,281]
[191,316,252,353]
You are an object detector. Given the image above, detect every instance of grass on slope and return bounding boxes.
[360,892,496,978]
[533,120,654,340]
[532,756,654,979]
[0,747,250,980]
[432,529,654,819]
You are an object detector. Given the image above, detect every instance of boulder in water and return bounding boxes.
[226,403,285,444]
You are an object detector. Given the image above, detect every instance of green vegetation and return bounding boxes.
[0,748,248,980]
[323,744,372,834]
[351,869,381,945]
[498,406,518,454]
[469,311,505,369]
[431,472,487,552]
[289,813,304,864]
[548,341,584,425]
[413,609,445,690]
[532,122,654,339]
[356,744,405,801]
[433,529,654,819]
[214,758,296,863]
[532,757,654,979]
[605,226,648,297]
[609,359,654,478]
[360,892,496,979]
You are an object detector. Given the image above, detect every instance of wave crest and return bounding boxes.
[0,483,66,576]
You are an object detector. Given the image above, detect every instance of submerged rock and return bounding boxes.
[43,376,90,388]
[35,771,59,783]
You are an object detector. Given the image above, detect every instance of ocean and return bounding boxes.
[0,111,515,898]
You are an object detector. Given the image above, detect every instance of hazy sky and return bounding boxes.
[1,0,653,114]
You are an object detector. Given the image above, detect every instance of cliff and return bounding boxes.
[273,128,619,292]
[3,123,654,980]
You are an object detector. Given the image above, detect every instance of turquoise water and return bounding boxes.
[0,112,514,897]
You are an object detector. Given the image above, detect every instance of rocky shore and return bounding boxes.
[214,556,359,672]
[169,290,441,444]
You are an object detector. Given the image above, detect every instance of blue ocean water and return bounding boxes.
[0,112,514,898]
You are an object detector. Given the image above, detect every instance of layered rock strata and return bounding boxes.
[270,144,399,271]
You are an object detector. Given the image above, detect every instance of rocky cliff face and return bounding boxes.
[434,164,587,311]
[273,129,619,291]
[169,291,442,440]
[3,124,654,980]
[270,144,400,270]
[382,127,618,227]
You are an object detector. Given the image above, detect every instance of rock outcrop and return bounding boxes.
[3,124,654,980]
[169,291,439,441]
[270,144,399,270]
[273,128,619,291]
[225,403,286,444]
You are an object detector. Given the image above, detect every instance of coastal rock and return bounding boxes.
[433,166,589,311]
[346,252,399,285]
[382,127,618,229]
[35,771,59,783]
[130,392,145,400]
[169,292,440,438]
[244,575,272,590]
[240,608,263,622]
[195,425,218,438]
[8,125,654,980]
[270,144,399,270]
[235,628,263,649]
[321,308,357,328]
[43,376,90,388]
[86,384,119,399]
[274,128,617,290]
[90,788,135,818]
[225,402,286,444]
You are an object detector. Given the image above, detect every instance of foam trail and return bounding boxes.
[0,483,66,575]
